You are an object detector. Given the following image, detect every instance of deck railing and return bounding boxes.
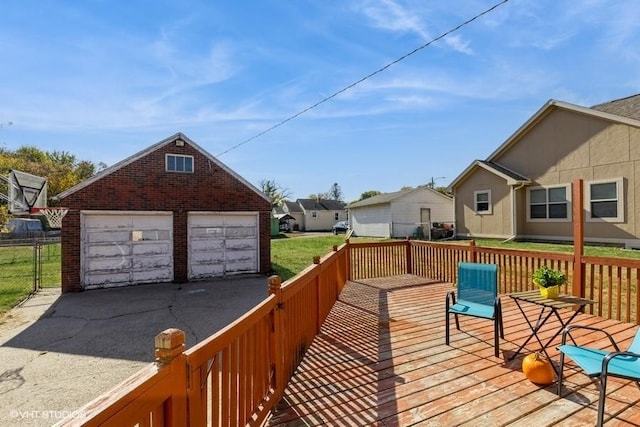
[58,238,640,426]
[351,239,640,325]
[57,244,348,427]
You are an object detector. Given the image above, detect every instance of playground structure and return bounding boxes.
[0,169,67,228]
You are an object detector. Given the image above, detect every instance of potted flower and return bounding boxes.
[532,265,566,298]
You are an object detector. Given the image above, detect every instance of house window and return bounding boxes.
[334,213,339,221]
[166,154,194,173]
[474,190,492,214]
[527,185,570,222]
[587,178,624,222]
[312,211,318,218]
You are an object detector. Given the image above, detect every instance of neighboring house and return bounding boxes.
[347,187,453,238]
[56,133,272,292]
[273,200,304,231]
[448,94,640,248]
[296,198,347,231]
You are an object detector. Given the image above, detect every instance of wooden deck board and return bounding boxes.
[266,275,640,426]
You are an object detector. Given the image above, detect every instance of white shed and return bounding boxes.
[348,187,453,238]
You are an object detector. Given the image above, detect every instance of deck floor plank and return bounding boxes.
[266,276,640,426]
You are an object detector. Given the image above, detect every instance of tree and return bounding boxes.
[0,145,106,208]
[308,192,330,200]
[358,190,382,201]
[328,183,343,201]
[259,179,291,208]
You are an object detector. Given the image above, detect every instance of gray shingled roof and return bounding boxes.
[296,198,346,211]
[283,200,303,213]
[591,94,640,121]
[478,160,530,181]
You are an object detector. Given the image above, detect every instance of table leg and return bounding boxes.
[508,300,555,361]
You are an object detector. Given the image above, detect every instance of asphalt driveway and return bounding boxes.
[0,276,269,426]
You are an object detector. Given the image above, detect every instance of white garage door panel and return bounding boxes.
[87,231,131,243]
[85,272,131,286]
[133,267,173,282]
[82,212,173,288]
[188,213,258,280]
[87,243,131,258]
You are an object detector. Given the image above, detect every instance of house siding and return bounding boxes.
[352,205,392,237]
[350,188,453,238]
[302,210,344,231]
[455,168,512,238]
[390,191,453,238]
[495,109,639,243]
[60,139,271,292]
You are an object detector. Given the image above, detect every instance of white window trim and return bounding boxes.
[474,190,492,215]
[585,177,624,223]
[166,154,194,173]
[526,184,572,223]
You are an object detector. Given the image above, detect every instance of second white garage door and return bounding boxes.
[188,212,259,280]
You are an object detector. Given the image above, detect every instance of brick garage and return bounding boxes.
[57,133,271,292]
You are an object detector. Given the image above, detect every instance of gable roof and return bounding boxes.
[296,198,346,211]
[448,160,531,190]
[348,187,452,209]
[56,132,269,202]
[282,200,303,213]
[449,96,640,190]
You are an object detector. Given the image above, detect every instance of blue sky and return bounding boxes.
[1,0,640,203]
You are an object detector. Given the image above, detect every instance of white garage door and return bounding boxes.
[82,212,173,288]
[188,212,258,280]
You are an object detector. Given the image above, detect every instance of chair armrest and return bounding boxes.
[446,290,456,307]
[602,350,640,375]
[561,324,620,351]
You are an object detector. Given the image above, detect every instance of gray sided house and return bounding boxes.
[296,198,347,231]
[449,94,640,248]
[57,133,272,292]
[348,187,453,238]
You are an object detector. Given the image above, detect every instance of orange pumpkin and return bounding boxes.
[522,352,555,385]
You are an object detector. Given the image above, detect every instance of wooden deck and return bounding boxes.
[266,275,640,426]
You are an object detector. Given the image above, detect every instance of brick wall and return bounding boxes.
[60,140,271,292]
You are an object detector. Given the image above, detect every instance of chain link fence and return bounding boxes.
[0,237,61,311]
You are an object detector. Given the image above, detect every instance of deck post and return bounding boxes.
[268,275,285,396]
[406,238,413,275]
[154,328,188,425]
[469,240,477,263]
[572,179,585,298]
[314,256,322,333]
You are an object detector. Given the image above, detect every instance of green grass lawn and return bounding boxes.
[0,242,61,314]
[472,238,640,259]
[270,234,383,281]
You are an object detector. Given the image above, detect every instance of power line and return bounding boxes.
[216,0,509,157]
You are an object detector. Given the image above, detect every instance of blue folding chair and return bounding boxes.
[558,325,640,427]
[445,262,503,357]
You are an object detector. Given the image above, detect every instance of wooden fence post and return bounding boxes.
[572,178,585,298]
[268,275,285,396]
[154,328,187,425]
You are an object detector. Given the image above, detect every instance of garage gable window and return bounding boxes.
[166,154,194,173]
[474,190,492,214]
[527,184,570,222]
[586,178,624,222]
